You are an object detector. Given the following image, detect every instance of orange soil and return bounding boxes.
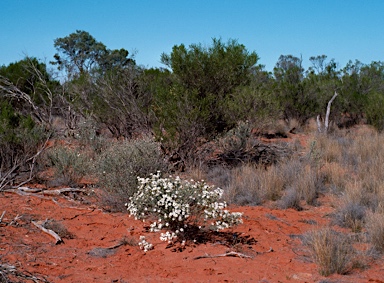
[1,190,384,283]
[1,129,384,282]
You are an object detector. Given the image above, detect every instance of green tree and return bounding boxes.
[304,56,342,126]
[152,39,259,167]
[159,38,259,134]
[273,55,309,122]
[0,57,57,108]
[51,30,134,77]
[161,38,258,99]
[342,61,384,130]
[0,58,51,189]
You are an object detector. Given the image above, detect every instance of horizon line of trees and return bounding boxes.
[1,30,384,184]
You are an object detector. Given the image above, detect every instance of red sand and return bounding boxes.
[1,190,383,283]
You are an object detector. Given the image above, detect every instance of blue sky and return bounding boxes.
[1,0,383,71]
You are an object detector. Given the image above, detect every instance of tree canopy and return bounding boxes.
[51,30,134,77]
[161,38,259,98]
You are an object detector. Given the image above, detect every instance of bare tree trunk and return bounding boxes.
[317,91,338,133]
[324,91,338,133]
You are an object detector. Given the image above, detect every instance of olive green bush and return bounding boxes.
[95,138,168,211]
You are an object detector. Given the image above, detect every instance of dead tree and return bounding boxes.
[0,58,54,190]
[317,91,338,133]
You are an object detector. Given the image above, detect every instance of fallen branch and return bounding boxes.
[41,187,87,196]
[194,251,253,260]
[16,186,87,195]
[32,220,63,244]
[0,262,52,283]
[0,211,5,223]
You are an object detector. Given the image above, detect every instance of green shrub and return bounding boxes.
[0,101,47,189]
[126,172,243,243]
[365,91,384,132]
[95,138,168,211]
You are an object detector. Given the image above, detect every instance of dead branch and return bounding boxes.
[32,220,63,244]
[0,76,39,113]
[0,133,51,192]
[317,91,338,133]
[0,211,5,223]
[194,251,253,260]
[8,186,87,196]
[0,262,52,283]
[41,187,88,196]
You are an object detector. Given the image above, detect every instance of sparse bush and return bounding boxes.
[277,187,302,210]
[315,134,343,163]
[215,154,324,208]
[126,172,243,243]
[365,211,384,253]
[45,146,89,187]
[75,118,106,153]
[218,120,252,154]
[259,164,286,201]
[303,227,355,276]
[213,122,292,168]
[213,163,286,206]
[321,162,347,193]
[332,201,366,232]
[222,164,263,206]
[95,138,168,211]
[276,157,324,208]
[294,166,322,205]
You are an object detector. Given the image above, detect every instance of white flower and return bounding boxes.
[128,172,243,242]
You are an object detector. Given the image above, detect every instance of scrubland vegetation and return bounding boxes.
[1,30,384,278]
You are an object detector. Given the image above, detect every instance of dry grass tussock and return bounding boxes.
[302,227,356,276]
[365,211,384,254]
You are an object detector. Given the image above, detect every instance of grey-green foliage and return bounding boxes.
[95,138,168,210]
[45,146,89,186]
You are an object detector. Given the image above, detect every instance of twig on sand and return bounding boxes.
[194,251,253,260]
[32,220,63,244]
[0,211,5,223]
[0,263,52,283]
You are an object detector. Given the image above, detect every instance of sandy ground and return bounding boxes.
[1,188,384,283]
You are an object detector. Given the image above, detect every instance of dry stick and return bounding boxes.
[31,220,63,245]
[9,214,22,226]
[41,187,87,196]
[0,211,5,223]
[194,251,253,260]
[15,187,87,196]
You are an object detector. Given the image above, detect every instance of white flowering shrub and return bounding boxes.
[126,172,243,243]
[138,236,153,252]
